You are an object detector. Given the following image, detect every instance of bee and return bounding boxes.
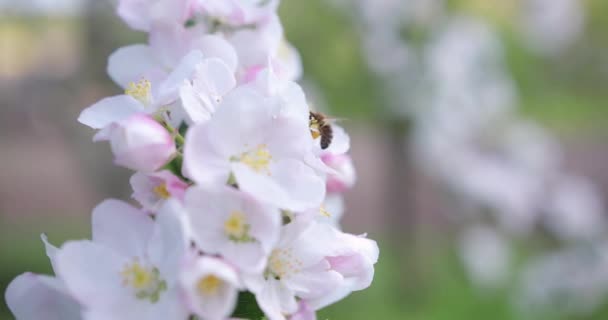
[309,111,334,150]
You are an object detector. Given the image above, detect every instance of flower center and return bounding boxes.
[236,144,272,174]
[267,248,303,280]
[224,211,254,243]
[153,183,171,200]
[121,260,167,303]
[197,275,222,296]
[125,78,152,106]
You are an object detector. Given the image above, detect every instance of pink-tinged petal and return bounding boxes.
[240,64,265,84]
[92,199,154,258]
[286,262,343,300]
[322,153,356,194]
[130,170,189,210]
[147,200,190,285]
[107,114,176,172]
[180,256,240,320]
[191,35,239,73]
[308,233,378,309]
[113,144,176,172]
[289,301,317,320]
[5,274,81,320]
[78,95,143,129]
[41,234,59,273]
[55,241,131,309]
[182,123,232,184]
[107,44,158,88]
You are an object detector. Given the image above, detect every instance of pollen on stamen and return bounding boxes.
[125,78,152,105]
[238,144,272,175]
[320,205,332,217]
[197,275,222,296]
[153,183,171,200]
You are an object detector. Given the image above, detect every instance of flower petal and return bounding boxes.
[92,199,154,258]
[55,241,131,309]
[78,95,143,129]
[107,44,158,88]
[5,273,81,320]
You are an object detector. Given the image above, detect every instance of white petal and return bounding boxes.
[182,123,232,184]
[195,58,237,98]
[55,241,131,309]
[232,162,291,209]
[156,50,204,105]
[286,263,342,300]
[78,95,143,129]
[324,125,350,155]
[179,81,213,124]
[6,274,81,320]
[92,199,154,258]
[147,200,190,285]
[192,35,239,73]
[255,279,297,320]
[149,22,189,69]
[107,44,158,88]
[41,234,59,273]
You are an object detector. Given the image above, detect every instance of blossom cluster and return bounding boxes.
[5,1,377,320]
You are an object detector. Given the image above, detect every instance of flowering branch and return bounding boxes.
[4,1,378,320]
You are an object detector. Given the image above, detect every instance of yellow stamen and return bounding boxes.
[239,144,272,174]
[153,183,171,200]
[125,78,152,105]
[120,261,167,303]
[267,248,303,280]
[197,275,222,295]
[122,261,153,289]
[224,211,249,240]
[320,205,331,217]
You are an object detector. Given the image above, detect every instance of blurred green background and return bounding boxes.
[1,0,607,319]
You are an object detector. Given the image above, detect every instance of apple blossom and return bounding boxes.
[5,274,82,320]
[183,85,325,211]
[130,170,189,211]
[245,219,378,320]
[6,1,378,319]
[54,199,190,320]
[180,256,241,320]
[184,185,281,274]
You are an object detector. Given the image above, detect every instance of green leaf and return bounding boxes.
[231,291,265,320]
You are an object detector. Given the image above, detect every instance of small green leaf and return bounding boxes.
[231,291,265,319]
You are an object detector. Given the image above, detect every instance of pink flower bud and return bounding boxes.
[94,114,176,172]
